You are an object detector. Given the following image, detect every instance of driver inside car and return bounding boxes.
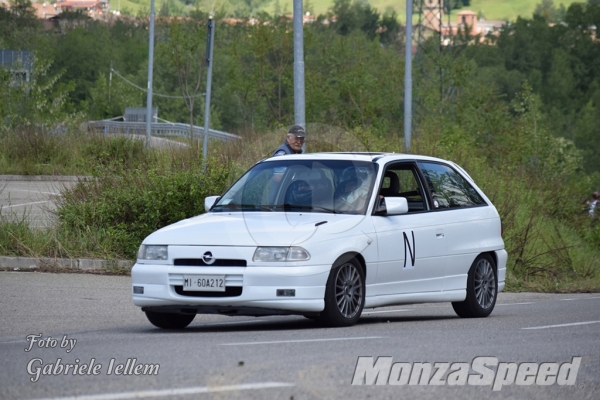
[334,176,370,212]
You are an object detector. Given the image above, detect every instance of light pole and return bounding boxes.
[293,0,306,151]
[404,0,413,152]
[145,0,156,149]
[202,13,215,172]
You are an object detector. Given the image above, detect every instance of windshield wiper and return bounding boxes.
[281,204,340,214]
[282,203,313,210]
[212,203,260,211]
[310,205,340,214]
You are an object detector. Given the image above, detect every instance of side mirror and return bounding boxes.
[383,197,409,215]
[204,196,220,212]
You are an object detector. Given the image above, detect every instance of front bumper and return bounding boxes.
[131,263,331,314]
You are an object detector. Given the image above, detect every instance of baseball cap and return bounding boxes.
[288,125,306,137]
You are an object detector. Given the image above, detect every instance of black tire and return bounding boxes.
[145,311,195,329]
[318,257,365,327]
[452,254,497,318]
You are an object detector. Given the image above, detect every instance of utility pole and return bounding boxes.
[293,0,306,151]
[404,0,413,151]
[145,0,156,149]
[202,13,215,172]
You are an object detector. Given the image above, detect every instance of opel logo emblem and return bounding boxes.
[202,251,216,265]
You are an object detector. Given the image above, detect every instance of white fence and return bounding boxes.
[87,120,242,142]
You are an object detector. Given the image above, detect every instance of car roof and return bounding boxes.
[261,152,450,165]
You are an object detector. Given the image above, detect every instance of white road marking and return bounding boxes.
[561,296,600,301]
[496,302,534,306]
[30,382,295,400]
[6,188,60,195]
[522,320,600,330]
[221,336,383,346]
[1,200,51,209]
[363,309,410,314]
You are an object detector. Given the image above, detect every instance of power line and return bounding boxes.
[110,68,204,99]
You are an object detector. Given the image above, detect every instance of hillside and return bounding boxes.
[274,0,580,21]
[110,0,581,22]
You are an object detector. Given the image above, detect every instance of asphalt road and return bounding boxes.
[0,271,599,400]
[0,177,81,229]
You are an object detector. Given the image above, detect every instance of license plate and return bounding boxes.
[183,275,226,292]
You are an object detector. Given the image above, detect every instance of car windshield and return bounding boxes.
[212,159,378,215]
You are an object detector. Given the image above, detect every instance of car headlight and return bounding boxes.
[138,245,168,260]
[253,246,311,262]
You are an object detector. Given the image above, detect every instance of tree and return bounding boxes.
[534,0,559,22]
[7,0,36,19]
[230,19,294,127]
[329,0,380,40]
[50,22,112,107]
[460,5,600,174]
[87,72,142,120]
[156,19,208,142]
[379,10,401,45]
[544,49,575,112]
[303,27,404,133]
[233,0,272,17]
[451,0,470,10]
[0,54,81,133]
[0,0,42,49]
[159,1,170,17]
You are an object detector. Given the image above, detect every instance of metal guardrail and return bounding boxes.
[87,120,242,142]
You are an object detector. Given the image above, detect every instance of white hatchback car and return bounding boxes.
[132,153,507,328]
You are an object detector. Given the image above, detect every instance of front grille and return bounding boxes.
[174,258,247,267]
[174,286,243,297]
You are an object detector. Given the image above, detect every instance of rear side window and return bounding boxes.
[418,162,486,209]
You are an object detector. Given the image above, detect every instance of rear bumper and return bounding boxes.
[496,249,508,292]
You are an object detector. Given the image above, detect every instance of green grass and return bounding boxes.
[467,0,553,21]
[109,0,146,16]
[289,0,581,22]
[109,0,581,22]
[297,0,581,21]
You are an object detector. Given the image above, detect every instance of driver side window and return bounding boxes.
[379,164,426,213]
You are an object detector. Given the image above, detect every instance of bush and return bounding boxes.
[0,130,155,176]
[56,155,232,258]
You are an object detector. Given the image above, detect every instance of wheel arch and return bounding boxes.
[482,251,498,273]
[452,251,498,318]
[332,251,367,280]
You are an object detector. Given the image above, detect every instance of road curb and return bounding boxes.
[0,256,132,271]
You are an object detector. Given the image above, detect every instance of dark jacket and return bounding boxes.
[272,141,304,157]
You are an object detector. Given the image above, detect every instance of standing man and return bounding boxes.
[272,125,306,156]
[590,191,599,218]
